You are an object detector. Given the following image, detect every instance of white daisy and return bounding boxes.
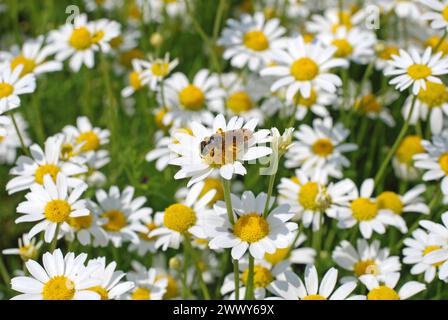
[261,35,347,100]
[360,272,426,300]
[11,249,101,300]
[15,173,89,243]
[218,12,286,71]
[392,135,425,181]
[169,114,272,185]
[377,0,421,19]
[208,191,297,260]
[139,53,178,90]
[128,212,164,256]
[62,116,110,154]
[0,113,30,164]
[306,8,367,35]
[421,0,448,30]
[2,233,42,261]
[290,86,336,121]
[0,65,36,114]
[125,264,167,300]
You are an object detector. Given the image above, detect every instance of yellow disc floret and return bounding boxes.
[243,31,269,51]
[290,58,319,81]
[0,83,14,98]
[417,81,448,108]
[43,276,76,300]
[351,198,378,221]
[11,55,36,77]
[312,138,334,157]
[101,209,127,232]
[353,259,378,277]
[76,131,100,152]
[377,191,403,215]
[241,265,273,288]
[179,84,205,111]
[395,135,424,165]
[332,39,353,58]
[407,64,432,80]
[69,27,93,50]
[439,153,448,175]
[44,199,72,223]
[68,214,93,230]
[87,286,109,300]
[233,213,269,243]
[35,164,60,185]
[131,287,151,300]
[164,203,197,233]
[226,91,253,113]
[264,247,289,265]
[367,286,400,300]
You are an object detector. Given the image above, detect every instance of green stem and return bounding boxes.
[212,0,226,41]
[221,178,235,224]
[184,236,211,300]
[233,259,240,300]
[374,95,417,188]
[10,112,29,156]
[244,255,255,300]
[434,29,448,53]
[263,172,277,218]
[0,255,11,286]
[49,223,60,252]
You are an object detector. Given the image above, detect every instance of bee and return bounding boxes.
[200,128,253,165]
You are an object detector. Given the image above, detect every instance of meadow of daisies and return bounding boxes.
[3,0,448,301]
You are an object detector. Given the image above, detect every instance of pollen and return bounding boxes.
[101,209,127,232]
[417,81,448,108]
[439,153,448,175]
[395,135,424,165]
[298,182,319,211]
[131,287,151,300]
[353,259,378,277]
[151,62,170,77]
[0,83,14,98]
[332,39,353,58]
[290,57,319,81]
[243,31,269,51]
[179,84,205,111]
[312,138,334,157]
[303,294,327,300]
[68,214,93,230]
[233,213,269,243]
[264,247,289,265]
[407,64,432,80]
[35,164,60,184]
[377,191,403,215]
[241,265,273,288]
[367,286,400,300]
[351,198,378,221]
[44,199,72,223]
[76,131,100,152]
[294,89,317,107]
[226,91,253,113]
[164,203,197,233]
[69,27,93,50]
[42,276,76,300]
[199,178,224,205]
[10,55,36,77]
[423,245,445,267]
[87,285,109,300]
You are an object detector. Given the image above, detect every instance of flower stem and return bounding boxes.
[263,172,277,218]
[49,223,60,252]
[213,0,226,41]
[434,29,448,53]
[10,112,29,156]
[233,259,240,300]
[374,95,417,188]
[0,255,11,286]
[244,255,255,300]
[184,236,211,300]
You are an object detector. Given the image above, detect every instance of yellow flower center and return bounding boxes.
[290,58,319,81]
[226,91,253,113]
[119,49,145,68]
[69,27,93,50]
[407,64,432,80]
[378,46,400,61]
[42,276,76,300]
[68,214,93,230]
[423,245,445,267]
[11,55,36,77]
[367,286,400,300]
[353,259,379,277]
[35,164,60,185]
[243,31,269,51]
[18,244,39,261]
[76,131,100,152]
[443,6,448,22]
[264,247,289,265]
[233,213,269,243]
[417,81,448,108]
[61,143,75,160]
[426,36,448,55]
[241,265,273,288]
[439,153,448,175]
[155,108,171,131]
[331,12,352,33]
[151,62,170,77]
[199,178,224,205]
[0,136,4,142]
[129,71,142,90]
[332,39,353,58]
[0,83,14,98]
[131,287,151,300]
[294,89,317,107]
[109,35,124,49]
[303,294,327,300]
[164,203,197,233]
[87,286,109,300]
[351,198,378,221]
[395,135,424,165]
[156,274,179,299]
[355,94,382,113]
[298,182,319,211]
[139,222,159,241]
[312,138,334,157]
[179,84,205,111]
[101,209,127,232]
[377,191,403,215]
[92,31,105,44]
[44,199,72,223]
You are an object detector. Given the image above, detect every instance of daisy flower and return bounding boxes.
[15,174,89,243]
[0,65,36,114]
[2,233,42,261]
[290,86,336,121]
[421,0,448,30]
[125,265,167,300]
[150,181,216,250]
[121,59,150,97]
[377,0,421,19]
[90,185,150,247]
[268,265,362,300]
[86,257,134,300]
[128,212,164,256]
[284,117,357,183]
[218,12,286,71]
[161,69,225,127]
[145,135,175,171]
[11,249,101,300]
[169,114,272,185]
[84,0,121,12]
[62,116,110,154]
[306,8,367,35]
[208,191,297,260]
[277,169,357,231]
[392,135,425,181]
[375,42,401,70]
[332,239,401,282]
[139,53,179,90]
[147,0,186,22]
[403,228,446,282]
[386,47,448,95]
[1,36,62,77]
[175,176,225,207]
[261,35,347,100]
[377,185,430,233]
[0,113,30,164]
[335,179,397,239]
[6,134,87,194]
[78,149,110,187]
[360,272,426,300]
